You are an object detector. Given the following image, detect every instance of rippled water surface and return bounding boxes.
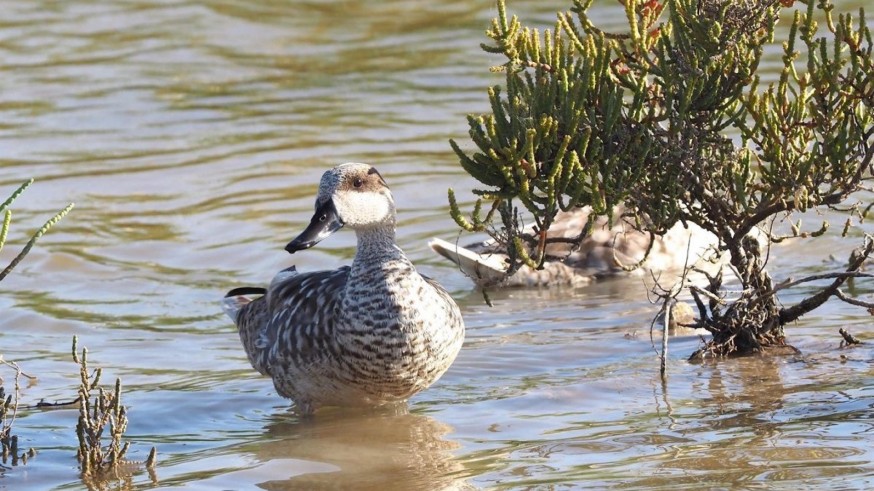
[1,1,873,489]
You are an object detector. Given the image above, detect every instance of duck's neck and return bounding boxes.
[353,225,407,265]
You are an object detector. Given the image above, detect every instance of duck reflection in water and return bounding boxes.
[236,407,466,490]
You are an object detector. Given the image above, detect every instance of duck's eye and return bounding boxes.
[352,178,363,188]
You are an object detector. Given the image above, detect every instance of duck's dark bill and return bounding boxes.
[285,199,344,253]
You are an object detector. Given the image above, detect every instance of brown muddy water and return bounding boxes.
[1,1,873,489]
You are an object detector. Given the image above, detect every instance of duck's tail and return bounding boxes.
[222,266,298,323]
[222,287,267,323]
[428,237,509,287]
[222,287,271,376]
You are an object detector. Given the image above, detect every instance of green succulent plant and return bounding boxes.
[451,0,873,357]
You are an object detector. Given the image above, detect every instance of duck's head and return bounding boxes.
[286,163,395,254]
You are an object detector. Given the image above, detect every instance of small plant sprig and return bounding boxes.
[0,179,74,283]
[0,359,37,467]
[72,336,156,481]
[0,179,71,470]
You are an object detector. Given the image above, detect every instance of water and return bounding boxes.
[1,0,873,489]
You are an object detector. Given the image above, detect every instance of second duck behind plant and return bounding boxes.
[430,207,721,288]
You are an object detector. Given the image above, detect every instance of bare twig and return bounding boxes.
[689,285,728,305]
[33,398,81,410]
[1,357,37,466]
[773,272,874,296]
[780,237,874,324]
[834,289,874,309]
[661,301,670,379]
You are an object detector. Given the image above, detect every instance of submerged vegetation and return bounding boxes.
[1,338,158,485]
[1,179,72,471]
[73,336,157,484]
[449,0,874,358]
[0,181,155,484]
[1,360,37,468]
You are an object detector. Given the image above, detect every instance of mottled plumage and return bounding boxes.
[224,163,465,414]
[430,207,721,288]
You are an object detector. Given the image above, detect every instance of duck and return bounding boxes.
[429,207,721,288]
[223,163,465,415]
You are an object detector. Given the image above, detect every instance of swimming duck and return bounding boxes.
[429,207,720,288]
[224,163,465,415]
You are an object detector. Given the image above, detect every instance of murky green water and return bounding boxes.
[1,0,873,489]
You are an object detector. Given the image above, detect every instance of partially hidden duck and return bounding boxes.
[429,207,720,288]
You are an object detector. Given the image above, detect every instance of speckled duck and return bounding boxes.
[223,163,465,414]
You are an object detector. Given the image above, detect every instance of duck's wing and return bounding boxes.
[252,266,351,375]
[420,274,465,329]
